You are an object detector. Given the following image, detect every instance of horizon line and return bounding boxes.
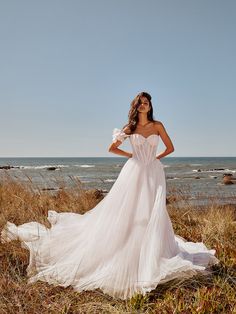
[0,156,235,159]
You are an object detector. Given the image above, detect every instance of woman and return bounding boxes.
[108,92,175,160]
[1,92,219,300]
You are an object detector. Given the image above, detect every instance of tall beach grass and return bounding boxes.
[0,172,235,313]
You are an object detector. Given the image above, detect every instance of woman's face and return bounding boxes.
[137,96,150,113]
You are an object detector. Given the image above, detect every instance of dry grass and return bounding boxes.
[0,175,236,313]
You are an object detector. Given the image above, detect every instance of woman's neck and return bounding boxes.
[137,114,149,126]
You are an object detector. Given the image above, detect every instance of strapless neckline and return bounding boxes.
[130,133,159,140]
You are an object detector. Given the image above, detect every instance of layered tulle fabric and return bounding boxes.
[1,127,219,300]
[112,127,130,143]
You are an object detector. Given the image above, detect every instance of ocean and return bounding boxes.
[0,157,235,207]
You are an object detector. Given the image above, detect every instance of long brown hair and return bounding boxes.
[122,92,157,133]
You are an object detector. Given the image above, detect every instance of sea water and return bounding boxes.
[0,157,235,207]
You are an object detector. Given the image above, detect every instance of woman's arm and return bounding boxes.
[108,126,132,158]
[155,122,175,159]
[108,141,132,158]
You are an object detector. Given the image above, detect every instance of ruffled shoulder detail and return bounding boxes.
[112,127,130,143]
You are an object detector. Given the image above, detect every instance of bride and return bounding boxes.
[1,91,219,300]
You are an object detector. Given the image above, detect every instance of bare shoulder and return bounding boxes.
[153,120,165,135]
[122,125,132,135]
[153,120,164,126]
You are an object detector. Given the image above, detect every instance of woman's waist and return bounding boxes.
[130,155,159,165]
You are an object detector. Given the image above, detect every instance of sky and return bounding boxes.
[0,0,235,157]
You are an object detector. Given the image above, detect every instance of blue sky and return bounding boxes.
[0,0,235,157]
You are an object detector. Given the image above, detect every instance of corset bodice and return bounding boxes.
[112,128,159,165]
[129,133,159,165]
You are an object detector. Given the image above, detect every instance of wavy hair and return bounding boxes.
[122,92,157,133]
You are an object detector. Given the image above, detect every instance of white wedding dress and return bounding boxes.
[1,128,219,300]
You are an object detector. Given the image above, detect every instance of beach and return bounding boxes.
[0,157,236,208]
[0,176,235,313]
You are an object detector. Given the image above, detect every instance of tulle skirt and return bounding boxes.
[1,157,219,300]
